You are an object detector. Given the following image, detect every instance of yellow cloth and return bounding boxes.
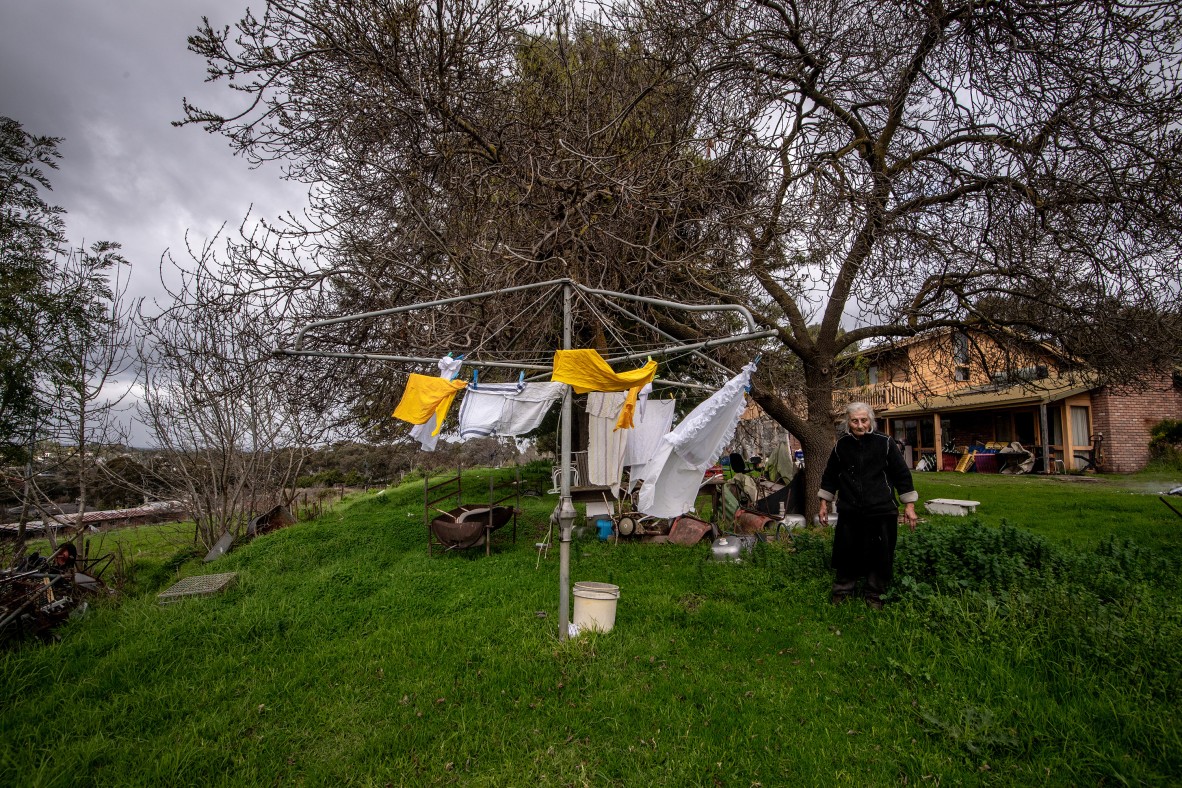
[392,374,468,436]
[551,350,657,430]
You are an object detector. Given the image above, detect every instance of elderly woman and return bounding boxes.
[818,402,919,609]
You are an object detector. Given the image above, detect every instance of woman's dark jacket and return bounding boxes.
[818,431,918,516]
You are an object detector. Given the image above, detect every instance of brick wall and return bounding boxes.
[1091,374,1182,472]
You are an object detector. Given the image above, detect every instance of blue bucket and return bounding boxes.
[595,518,614,541]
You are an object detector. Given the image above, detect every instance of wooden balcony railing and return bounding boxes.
[838,382,916,411]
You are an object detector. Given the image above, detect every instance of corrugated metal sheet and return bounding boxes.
[0,501,187,536]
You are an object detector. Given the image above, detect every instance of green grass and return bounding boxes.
[1,468,1179,786]
[913,470,1182,556]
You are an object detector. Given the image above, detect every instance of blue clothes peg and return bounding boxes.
[745,354,761,393]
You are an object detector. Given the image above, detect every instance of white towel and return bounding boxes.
[586,391,629,491]
[458,383,524,440]
[638,363,755,517]
[497,382,566,435]
[458,381,566,440]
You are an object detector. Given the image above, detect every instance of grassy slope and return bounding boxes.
[1,468,1179,786]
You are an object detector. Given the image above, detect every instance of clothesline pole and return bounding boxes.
[558,282,576,641]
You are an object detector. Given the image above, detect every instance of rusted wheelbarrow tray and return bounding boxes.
[430,505,514,549]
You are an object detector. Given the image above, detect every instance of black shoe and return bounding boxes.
[830,593,848,605]
[864,596,884,610]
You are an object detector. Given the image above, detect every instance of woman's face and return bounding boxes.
[849,411,872,436]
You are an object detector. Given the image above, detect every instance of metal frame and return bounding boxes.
[424,466,520,556]
[276,277,775,641]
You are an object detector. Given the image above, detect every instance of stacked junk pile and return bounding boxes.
[593,441,807,562]
[1,540,114,646]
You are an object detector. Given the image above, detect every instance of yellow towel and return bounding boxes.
[392,374,468,435]
[551,350,657,430]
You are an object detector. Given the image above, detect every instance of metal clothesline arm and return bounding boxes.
[591,294,738,377]
[290,278,572,351]
[275,349,553,371]
[603,331,778,366]
[573,283,762,334]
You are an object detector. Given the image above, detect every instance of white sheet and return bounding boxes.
[637,363,755,517]
[623,398,676,485]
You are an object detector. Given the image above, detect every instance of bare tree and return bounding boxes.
[136,240,337,549]
[178,0,1182,512]
[178,3,751,425]
[632,0,1182,505]
[2,118,136,555]
[45,242,136,541]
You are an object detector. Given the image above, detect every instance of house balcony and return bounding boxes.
[837,382,916,412]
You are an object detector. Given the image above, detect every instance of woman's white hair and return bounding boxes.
[844,401,877,433]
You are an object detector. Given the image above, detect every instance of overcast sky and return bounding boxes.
[0,0,307,306]
[1,1,309,445]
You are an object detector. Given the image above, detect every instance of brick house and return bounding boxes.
[835,331,1182,473]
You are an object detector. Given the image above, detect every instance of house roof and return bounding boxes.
[884,375,1095,416]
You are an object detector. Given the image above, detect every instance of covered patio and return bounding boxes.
[880,376,1100,474]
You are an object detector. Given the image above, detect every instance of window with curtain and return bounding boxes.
[953,333,970,382]
[1070,406,1090,444]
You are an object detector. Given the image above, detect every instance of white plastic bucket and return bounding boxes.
[572,581,621,633]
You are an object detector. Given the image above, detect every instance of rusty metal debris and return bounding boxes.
[157,572,238,604]
[1,542,114,646]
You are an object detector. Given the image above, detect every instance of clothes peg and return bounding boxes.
[472,369,479,389]
[746,355,760,392]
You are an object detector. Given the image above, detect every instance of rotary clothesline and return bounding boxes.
[277,277,776,640]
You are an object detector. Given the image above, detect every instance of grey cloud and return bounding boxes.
[0,0,307,303]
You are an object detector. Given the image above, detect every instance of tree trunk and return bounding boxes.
[751,359,839,523]
[75,395,88,552]
[797,366,839,523]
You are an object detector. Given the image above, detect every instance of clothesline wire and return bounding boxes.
[574,291,743,380]
[463,283,566,365]
[572,289,640,357]
[592,293,738,379]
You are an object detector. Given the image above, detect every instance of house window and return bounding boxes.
[953,333,970,382]
[1070,406,1090,442]
[868,365,878,385]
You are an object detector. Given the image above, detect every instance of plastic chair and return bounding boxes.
[548,465,579,494]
